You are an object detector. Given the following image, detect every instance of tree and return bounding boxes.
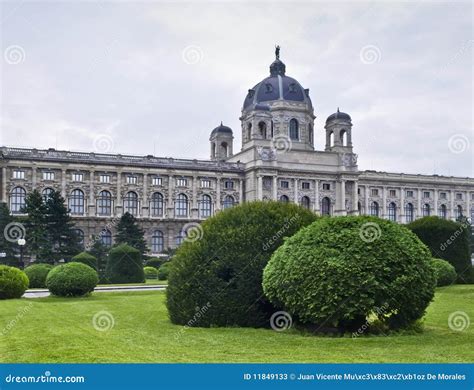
[115,212,147,255]
[45,191,82,262]
[88,238,109,279]
[0,203,19,266]
[23,190,50,261]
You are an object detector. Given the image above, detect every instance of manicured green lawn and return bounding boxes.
[1,285,472,363]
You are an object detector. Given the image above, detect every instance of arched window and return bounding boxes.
[69,189,85,215]
[176,230,185,246]
[455,205,463,219]
[150,192,164,217]
[258,122,267,139]
[300,196,310,209]
[220,142,228,158]
[358,201,362,213]
[279,195,289,203]
[175,193,188,217]
[73,228,84,249]
[42,188,54,203]
[211,143,216,159]
[370,201,379,217]
[100,229,112,248]
[97,190,112,216]
[340,130,347,146]
[247,123,252,140]
[223,195,235,209]
[329,132,334,147]
[438,204,447,219]
[289,119,299,140]
[388,202,396,221]
[124,191,138,216]
[309,124,314,145]
[200,194,212,218]
[271,121,274,138]
[422,204,431,217]
[405,203,414,223]
[10,187,26,214]
[151,230,164,253]
[321,197,331,216]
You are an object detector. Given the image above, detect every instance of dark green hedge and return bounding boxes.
[46,262,98,297]
[407,217,471,283]
[430,258,457,287]
[105,244,145,284]
[263,216,436,331]
[145,257,166,269]
[71,252,98,270]
[157,263,170,280]
[24,263,53,288]
[144,266,158,279]
[0,265,29,299]
[166,201,317,327]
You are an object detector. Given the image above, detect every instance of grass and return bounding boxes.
[1,285,473,363]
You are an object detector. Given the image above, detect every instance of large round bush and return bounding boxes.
[263,216,436,331]
[72,252,98,270]
[144,266,158,279]
[46,262,98,297]
[105,244,145,284]
[430,258,457,287]
[24,264,53,288]
[166,201,317,327]
[0,265,29,299]
[157,263,170,280]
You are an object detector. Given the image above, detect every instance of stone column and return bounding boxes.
[467,191,471,220]
[216,176,221,211]
[239,179,244,204]
[1,167,7,203]
[257,175,263,201]
[314,179,320,214]
[142,173,148,218]
[293,178,299,204]
[417,188,422,219]
[32,166,37,190]
[272,176,278,200]
[340,180,346,216]
[116,170,122,217]
[167,174,174,218]
[364,185,369,215]
[400,186,405,223]
[89,170,95,216]
[434,189,438,218]
[352,181,358,215]
[382,186,387,219]
[192,175,198,218]
[450,190,455,220]
[61,169,67,198]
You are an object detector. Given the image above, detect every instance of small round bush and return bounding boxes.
[0,265,29,299]
[263,216,436,331]
[24,264,53,288]
[145,258,166,269]
[166,201,317,327]
[431,258,457,287]
[157,263,170,280]
[46,262,98,297]
[72,252,98,270]
[144,266,158,279]
[105,244,145,284]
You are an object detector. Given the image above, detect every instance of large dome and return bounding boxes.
[242,50,312,111]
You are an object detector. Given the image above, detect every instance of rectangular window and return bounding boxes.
[152,177,162,186]
[224,180,234,189]
[389,189,396,197]
[322,183,330,191]
[423,191,430,199]
[200,179,211,188]
[176,178,187,187]
[301,182,310,190]
[99,174,110,183]
[12,170,25,179]
[280,180,289,189]
[406,190,414,197]
[440,192,447,200]
[456,193,463,200]
[72,173,83,182]
[357,188,361,195]
[371,189,379,197]
[42,172,55,181]
[127,176,137,185]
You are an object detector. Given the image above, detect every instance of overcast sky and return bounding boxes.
[1,1,472,177]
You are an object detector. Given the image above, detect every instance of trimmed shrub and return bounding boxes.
[430,258,457,287]
[263,216,436,331]
[105,244,145,284]
[166,201,317,327]
[157,263,170,280]
[144,266,158,279]
[407,217,471,283]
[145,257,166,269]
[46,262,98,297]
[24,263,53,288]
[0,265,29,299]
[72,252,98,270]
